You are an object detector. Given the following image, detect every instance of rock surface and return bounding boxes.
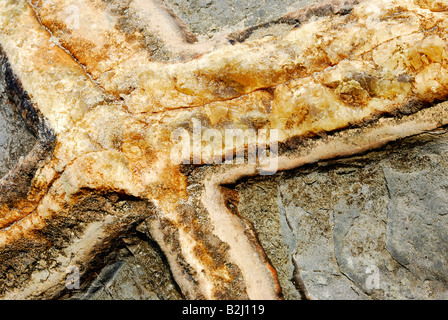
[73,128,448,300]
[68,232,182,300]
[0,71,35,178]
[237,130,448,300]
[46,128,448,301]
[1,0,448,300]
[164,0,320,38]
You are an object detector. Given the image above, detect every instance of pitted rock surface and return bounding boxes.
[1,0,448,300]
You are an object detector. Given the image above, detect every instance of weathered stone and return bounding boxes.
[1,0,448,300]
[237,131,448,300]
[68,233,182,300]
[0,70,35,178]
[384,163,448,285]
[164,0,322,38]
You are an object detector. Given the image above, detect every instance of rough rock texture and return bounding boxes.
[1,0,448,300]
[164,0,321,39]
[237,130,448,300]
[67,231,182,300]
[0,71,35,178]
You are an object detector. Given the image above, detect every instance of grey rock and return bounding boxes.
[384,164,448,284]
[70,234,183,300]
[164,0,323,38]
[237,132,448,299]
[0,75,36,178]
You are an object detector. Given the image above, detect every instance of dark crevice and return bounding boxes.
[291,253,311,300]
[134,227,185,299]
[0,44,56,208]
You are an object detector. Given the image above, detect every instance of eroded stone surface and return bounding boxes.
[68,232,182,300]
[237,131,448,300]
[0,73,35,178]
[1,0,448,300]
[384,163,448,286]
[164,0,323,38]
